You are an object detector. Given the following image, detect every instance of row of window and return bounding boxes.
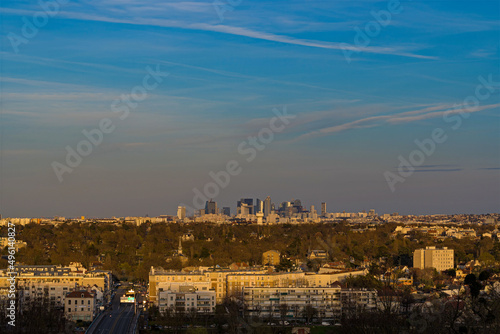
[67,307,92,312]
[67,299,91,305]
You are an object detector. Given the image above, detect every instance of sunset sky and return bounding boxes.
[0,0,499,217]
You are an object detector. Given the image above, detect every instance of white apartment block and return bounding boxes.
[242,286,377,320]
[243,286,341,319]
[413,246,454,271]
[340,288,378,315]
[158,285,215,314]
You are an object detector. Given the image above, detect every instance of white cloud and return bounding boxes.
[293,103,500,141]
[50,10,436,60]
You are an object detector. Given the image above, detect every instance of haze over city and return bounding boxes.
[0,0,499,218]
[1,2,500,333]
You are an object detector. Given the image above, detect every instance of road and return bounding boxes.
[89,288,137,334]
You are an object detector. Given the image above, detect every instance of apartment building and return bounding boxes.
[242,286,377,320]
[150,267,368,305]
[157,285,216,314]
[304,270,368,287]
[413,246,454,271]
[243,286,342,319]
[340,288,378,316]
[226,272,307,298]
[0,263,112,307]
[0,237,27,251]
[262,250,281,266]
[149,267,267,304]
[65,290,96,322]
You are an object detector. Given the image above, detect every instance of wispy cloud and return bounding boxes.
[293,103,500,141]
[411,164,462,173]
[37,10,437,60]
[0,76,91,90]
[2,92,117,101]
[413,168,463,173]
[419,164,459,168]
[156,59,368,96]
[0,51,145,76]
[469,49,498,59]
[388,103,500,124]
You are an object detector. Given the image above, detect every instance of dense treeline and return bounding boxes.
[1,222,498,281]
[0,295,72,333]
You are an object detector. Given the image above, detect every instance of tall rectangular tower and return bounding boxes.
[205,200,217,215]
[321,202,327,217]
[264,196,272,217]
[177,206,186,219]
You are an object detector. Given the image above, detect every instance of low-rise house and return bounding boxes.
[229,262,250,271]
[307,250,328,261]
[181,233,195,242]
[64,290,96,322]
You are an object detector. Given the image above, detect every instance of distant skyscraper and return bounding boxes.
[279,201,291,216]
[239,203,252,216]
[310,205,317,219]
[264,196,272,217]
[280,201,290,210]
[292,199,303,214]
[205,200,218,215]
[255,198,263,214]
[237,198,254,215]
[222,207,231,216]
[321,202,327,217]
[177,206,186,219]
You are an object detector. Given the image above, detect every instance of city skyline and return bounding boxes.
[1,193,498,219]
[0,0,499,218]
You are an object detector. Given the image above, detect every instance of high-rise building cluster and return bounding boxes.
[174,197,351,224]
[173,196,381,224]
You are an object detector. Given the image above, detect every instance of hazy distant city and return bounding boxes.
[1,0,499,333]
[1,206,500,333]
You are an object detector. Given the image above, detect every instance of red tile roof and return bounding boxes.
[66,290,94,298]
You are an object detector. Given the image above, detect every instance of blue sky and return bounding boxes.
[0,0,499,217]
